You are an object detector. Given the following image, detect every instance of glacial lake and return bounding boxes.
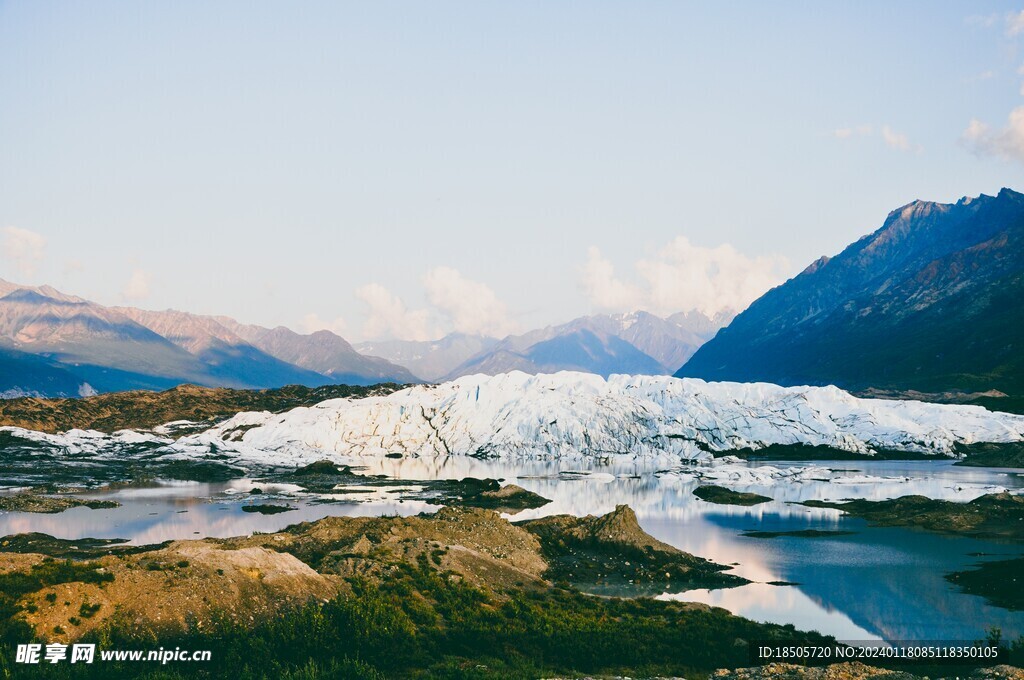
[2,458,1023,643]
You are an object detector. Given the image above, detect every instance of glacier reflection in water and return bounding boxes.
[1,458,1023,643]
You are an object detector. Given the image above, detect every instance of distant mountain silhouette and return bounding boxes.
[445,311,729,379]
[0,280,417,396]
[678,188,1024,399]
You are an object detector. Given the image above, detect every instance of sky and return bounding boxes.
[2,1,1024,342]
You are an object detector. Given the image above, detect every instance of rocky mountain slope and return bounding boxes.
[624,310,734,371]
[449,328,665,378]
[115,307,335,389]
[678,189,1024,400]
[0,279,417,396]
[217,317,418,384]
[0,285,217,393]
[355,333,499,382]
[444,310,729,379]
[0,275,727,394]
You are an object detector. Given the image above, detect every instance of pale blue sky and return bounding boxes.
[1,1,1023,340]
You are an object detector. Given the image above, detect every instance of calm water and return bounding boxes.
[2,458,1023,643]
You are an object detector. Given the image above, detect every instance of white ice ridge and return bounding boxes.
[192,371,1024,461]
[0,425,170,454]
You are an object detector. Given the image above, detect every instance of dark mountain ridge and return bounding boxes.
[678,188,1024,398]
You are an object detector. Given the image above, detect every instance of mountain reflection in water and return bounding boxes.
[1,458,1022,642]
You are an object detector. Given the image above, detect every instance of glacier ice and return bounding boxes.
[189,371,1024,463]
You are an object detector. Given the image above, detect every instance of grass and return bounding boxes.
[0,552,831,679]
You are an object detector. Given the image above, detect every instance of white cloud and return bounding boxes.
[1008,10,1024,36]
[423,266,517,338]
[1,226,46,278]
[355,268,517,341]
[121,268,152,301]
[299,313,348,337]
[580,246,645,311]
[881,125,912,152]
[833,124,872,139]
[356,282,434,342]
[961,107,1024,162]
[832,124,920,152]
[580,238,791,318]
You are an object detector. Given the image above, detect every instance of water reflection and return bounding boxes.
[1,458,1022,642]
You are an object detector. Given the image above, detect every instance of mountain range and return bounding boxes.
[359,311,731,381]
[354,333,500,382]
[0,281,416,396]
[6,187,1021,400]
[0,279,729,397]
[678,188,1024,400]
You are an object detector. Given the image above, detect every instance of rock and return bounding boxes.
[293,460,343,476]
[800,493,1024,540]
[694,485,772,506]
[241,504,295,515]
[0,494,120,514]
[518,505,748,590]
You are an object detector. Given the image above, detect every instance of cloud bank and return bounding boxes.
[355,283,435,342]
[349,268,518,341]
[581,238,791,318]
[423,266,517,338]
[962,107,1024,162]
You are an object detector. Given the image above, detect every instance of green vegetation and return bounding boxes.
[78,602,101,619]
[0,554,830,679]
[693,485,772,506]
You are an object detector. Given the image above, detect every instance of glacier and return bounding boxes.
[5,371,1024,477]
[184,371,1024,463]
